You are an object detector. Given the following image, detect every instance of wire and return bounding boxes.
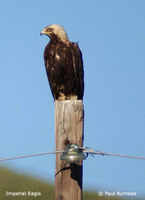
[84,148,145,160]
[98,151,145,160]
[0,148,145,162]
[0,150,64,162]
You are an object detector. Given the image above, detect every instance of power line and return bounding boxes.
[0,148,145,162]
[0,150,64,162]
[83,148,145,160]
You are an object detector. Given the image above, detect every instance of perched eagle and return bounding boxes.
[40,24,84,100]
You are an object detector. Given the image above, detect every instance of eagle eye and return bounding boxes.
[46,28,52,32]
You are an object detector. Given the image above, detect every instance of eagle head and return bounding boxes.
[40,24,69,42]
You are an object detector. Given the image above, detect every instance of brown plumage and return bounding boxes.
[40,24,84,100]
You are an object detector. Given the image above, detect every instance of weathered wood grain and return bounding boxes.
[55,100,84,200]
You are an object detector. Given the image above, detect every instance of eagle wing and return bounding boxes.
[44,41,84,100]
[71,43,84,99]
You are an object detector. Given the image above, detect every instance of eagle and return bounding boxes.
[40,24,84,100]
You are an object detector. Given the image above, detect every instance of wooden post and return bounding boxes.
[55,100,84,200]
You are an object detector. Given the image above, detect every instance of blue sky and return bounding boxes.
[0,0,145,198]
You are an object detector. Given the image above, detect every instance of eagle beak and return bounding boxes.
[40,28,47,36]
[40,26,52,37]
